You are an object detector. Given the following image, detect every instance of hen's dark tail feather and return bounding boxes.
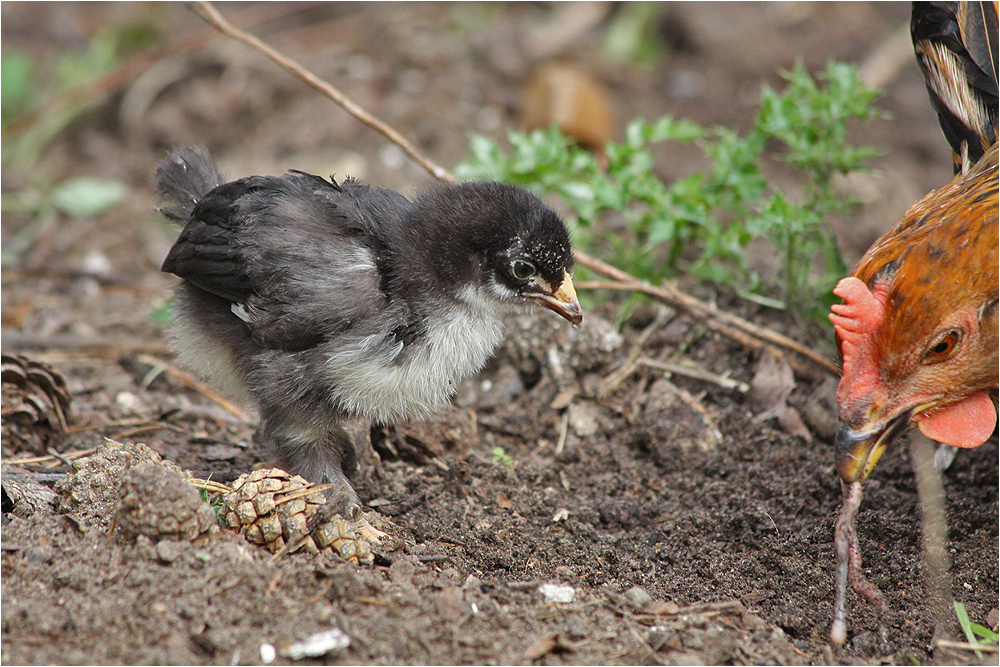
[912,1,999,172]
[155,146,225,223]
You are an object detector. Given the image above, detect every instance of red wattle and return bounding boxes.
[915,390,997,448]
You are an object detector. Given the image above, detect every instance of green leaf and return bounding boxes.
[970,622,1000,643]
[50,177,128,218]
[1,50,35,123]
[603,2,664,65]
[954,601,982,650]
[150,300,174,326]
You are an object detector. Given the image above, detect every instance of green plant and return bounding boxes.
[954,601,999,656]
[200,488,227,525]
[491,446,514,469]
[150,299,175,327]
[2,15,161,172]
[2,19,161,266]
[457,61,880,319]
[1,175,128,267]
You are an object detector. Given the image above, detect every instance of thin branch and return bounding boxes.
[572,259,840,376]
[136,354,253,422]
[190,1,455,183]
[189,0,840,379]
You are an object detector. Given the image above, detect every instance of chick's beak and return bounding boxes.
[834,411,911,482]
[530,270,583,327]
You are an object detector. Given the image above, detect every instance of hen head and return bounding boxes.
[829,143,999,482]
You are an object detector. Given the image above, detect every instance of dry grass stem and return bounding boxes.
[136,354,253,422]
[637,357,749,392]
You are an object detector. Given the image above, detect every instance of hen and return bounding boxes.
[831,0,998,484]
[911,0,998,173]
[826,0,998,644]
[830,143,998,482]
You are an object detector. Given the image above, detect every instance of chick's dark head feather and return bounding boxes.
[410,183,571,284]
[407,182,580,324]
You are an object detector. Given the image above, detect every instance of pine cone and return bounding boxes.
[218,469,378,565]
[57,438,187,522]
[1,354,71,455]
[113,464,218,545]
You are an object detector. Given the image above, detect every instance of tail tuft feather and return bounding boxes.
[155,146,225,223]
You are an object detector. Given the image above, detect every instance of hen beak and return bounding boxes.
[529,270,583,327]
[834,411,911,482]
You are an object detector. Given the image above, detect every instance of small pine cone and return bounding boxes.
[56,438,188,525]
[113,465,218,545]
[218,468,378,565]
[313,515,373,565]
[1,354,72,455]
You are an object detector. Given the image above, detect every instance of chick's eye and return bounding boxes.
[923,330,961,363]
[512,259,536,280]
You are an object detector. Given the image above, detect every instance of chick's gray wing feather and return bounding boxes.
[163,171,409,352]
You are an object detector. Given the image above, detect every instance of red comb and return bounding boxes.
[829,277,886,400]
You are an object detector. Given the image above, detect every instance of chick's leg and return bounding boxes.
[258,411,386,546]
[259,411,361,516]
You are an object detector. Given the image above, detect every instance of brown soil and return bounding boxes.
[2,3,996,665]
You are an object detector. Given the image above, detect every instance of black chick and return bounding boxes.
[157,147,582,519]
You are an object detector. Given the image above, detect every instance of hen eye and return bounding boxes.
[923,330,960,363]
[512,259,536,280]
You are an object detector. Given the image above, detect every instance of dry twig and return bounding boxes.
[596,306,671,398]
[934,640,999,653]
[186,477,232,495]
[1,447,97,467]
[637,357,749,393]
[573,266,839,377]
[190,0,453,182]
[135,354,253,422]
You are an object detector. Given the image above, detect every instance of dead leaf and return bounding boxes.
[651,600,681,615]
[550,388,577,410]
[496,492,513,510]
[775,403,811,439]
[523,63,615,155]
[749,349,809,437]
[749,348,794,413]
[522,634,558,661]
